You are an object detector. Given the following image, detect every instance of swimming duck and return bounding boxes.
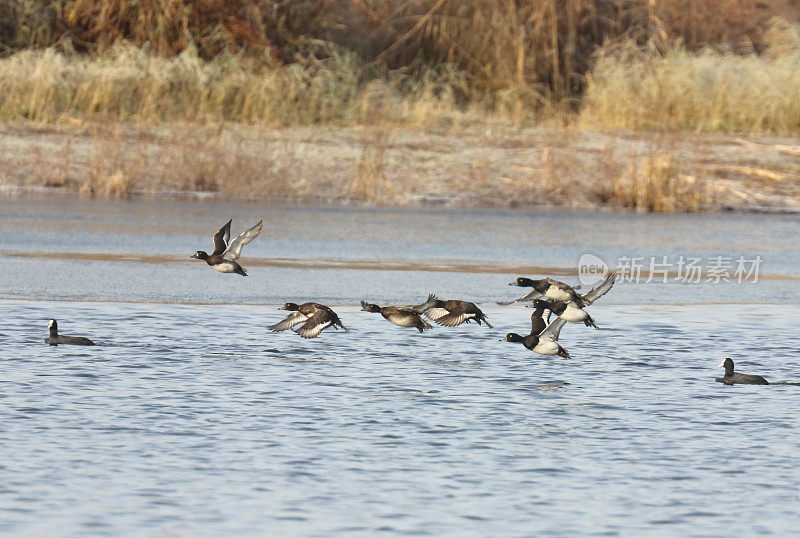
[531,273,617,328]
[716,358,769,385]
[45,319,95,346]
[361,301,433,332]
[269,302,348,338]
[409,294,493,328]
[191,218,263,276]
[503,314,569,358]
[500,277,585,307]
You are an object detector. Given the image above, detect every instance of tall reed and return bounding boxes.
[580,23,800,133]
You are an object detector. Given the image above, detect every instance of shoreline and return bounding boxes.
[3,122,800,213]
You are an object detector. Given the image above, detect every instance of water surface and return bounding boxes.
[1,197,799,535]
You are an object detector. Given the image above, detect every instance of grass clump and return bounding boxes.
[609,152,707,212]
[0,43,470,126]
[580,21,800,134]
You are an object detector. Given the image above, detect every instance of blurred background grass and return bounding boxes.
[1,0,799,132]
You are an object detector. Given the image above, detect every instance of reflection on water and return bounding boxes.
[2,196,800,535]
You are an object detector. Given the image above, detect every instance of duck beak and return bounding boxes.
[190,253,199,259]
[717,360,725,368]
[508,281,517,286]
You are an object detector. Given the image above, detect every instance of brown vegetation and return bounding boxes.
[2,1,800,211]
[4,122,800,212]
[2,1,797,101]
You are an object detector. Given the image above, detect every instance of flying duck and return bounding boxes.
[45,319,95,346]
[716,358,769,385]
[361,301,433,332]
[408,294,493,328]
[500,277,586,307]
[269,302,348,338]
[191,219,263,276]
[503,313,569,358]
[531,273,616,328]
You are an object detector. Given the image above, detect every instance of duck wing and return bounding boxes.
[294,310,333,338]
[433,310,471,327]
[538,316,567,341]
[212,219,232,255]
[496,289,543,306]
[222,220,263,261]
[269,311,309,332]
[406,293,441,314]
[580,273,616,305]
[425,307,450,321]
[529,308,552,334]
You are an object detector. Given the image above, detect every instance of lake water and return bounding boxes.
[1,196,799,535]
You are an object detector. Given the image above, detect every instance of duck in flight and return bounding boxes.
[361,301,433,332]
[503,310,569,358]
[408,294,493,328]
[531,273,616,328]
[716,358,769,385]
[269,302,348,338]
[191,219,263,276]
[45,319,95,346]
[500,277,586,307]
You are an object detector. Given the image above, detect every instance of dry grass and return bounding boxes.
[580,21,800,134]
[0,0,658,100]
[5,122,800,212]
[0,44,488,127]
[6,0,788,103]
[609,152,707,212]
[3,1,800,212]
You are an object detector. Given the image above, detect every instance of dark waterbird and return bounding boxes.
[499,277,585,307]
[269,302,348,338]
[191,218,263,276]
[408,294,493,328]
[531,273,617,328]
[502,309,569,358]
[361,301,433,332]
[716,358,769,385]
[45,319,95,346]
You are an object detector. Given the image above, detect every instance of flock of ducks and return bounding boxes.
[44,219,780,385]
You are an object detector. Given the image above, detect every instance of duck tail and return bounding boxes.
[557,346,570,358]
[584,314,598,329]
[238,267,248,277]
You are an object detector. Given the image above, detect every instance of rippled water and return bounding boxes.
[2,197,800,535]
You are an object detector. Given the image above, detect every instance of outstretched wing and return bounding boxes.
[581,273,616,306]
[269,311,308,332]
[539,317,567,341]
[213,219,232,255]
[222,220,263,261]
[406,293,440,314]
[496,289,543,306]
[434,312,472,327]
[530,308,552,335]
[294,310,333,338]
[425,307,450,321]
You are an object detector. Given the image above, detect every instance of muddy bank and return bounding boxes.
[2,122,800,212]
